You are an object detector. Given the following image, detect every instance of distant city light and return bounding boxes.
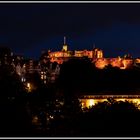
[21,77,26,82]
[50,115,54,119]
[27,82,32,92]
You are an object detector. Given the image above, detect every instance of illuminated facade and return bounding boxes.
[95,58,109,69]
[15,63,26,82]
[121,59,133,69]
[48,37,104,64]
[40,71,47,84]
[79,95,140,109]
[46,37,135,70]
[48,37,73,64]
[94,57,133,69]
[135,58,140,63]
[93,48,103,59]
[47,37,134,69]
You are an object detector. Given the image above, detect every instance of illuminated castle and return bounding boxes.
[48,37,103,64]
[94,56,133,69]
[47,37,134,69]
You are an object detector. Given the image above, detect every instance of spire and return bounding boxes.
[64,36,66,45]
[62,36,68,52]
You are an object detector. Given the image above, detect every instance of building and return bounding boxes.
[48,37,73,64]
[95,58,109,69]
[94,56,133,70]
[92,48,103,59]
[48,37,104,64]
[79,95,140,109]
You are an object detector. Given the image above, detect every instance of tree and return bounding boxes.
[57,58,93,94]
[69,100,140,137]
[0,65,33,136]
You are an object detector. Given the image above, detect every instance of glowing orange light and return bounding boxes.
[27,82,32,92]
[88,99,95,107]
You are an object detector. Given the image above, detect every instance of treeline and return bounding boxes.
[49,99,140,137]
[1,58,140,137]
[57,58,140,95]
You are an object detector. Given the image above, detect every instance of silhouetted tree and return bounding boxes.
[69,100,140,137]
[57,58,93,93]
[0,65,33,136]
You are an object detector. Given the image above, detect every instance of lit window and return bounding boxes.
[27,82,32,92]
[41,75,43,79]
[50,115,54,119]
[27,83,30,88]
[21,77,24,82]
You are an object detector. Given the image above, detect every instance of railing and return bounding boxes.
[79,95,140,99]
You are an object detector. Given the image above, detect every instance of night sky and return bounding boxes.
[0,3,140,59]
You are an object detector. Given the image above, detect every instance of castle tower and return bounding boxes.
[62,36,68,51]
[93,46,103,59]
